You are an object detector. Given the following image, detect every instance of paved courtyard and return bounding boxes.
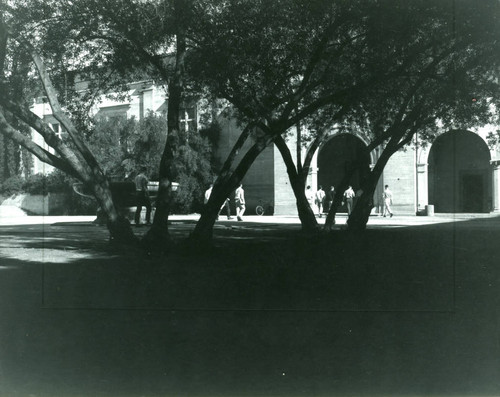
[0,212,499,396]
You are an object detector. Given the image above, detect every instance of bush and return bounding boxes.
[23,173,48,195]
[0,175,24,196]
[67,194,98,215]
[46,170,72,193]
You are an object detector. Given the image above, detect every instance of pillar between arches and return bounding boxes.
[491,160,500,212]
[416,163,428,210]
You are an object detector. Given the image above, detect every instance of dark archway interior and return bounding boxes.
[428,130,491,213]
[317,134,370,207]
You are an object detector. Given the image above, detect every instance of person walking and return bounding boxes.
[219,198,232,220]
[343,185,355,215]
[383,184,394,217]
[204,184,233,220]
[315,185,326,217]
[235,183,246,221]
[134,167,152,226]
[204,184,213,205]
[326,186,335,213]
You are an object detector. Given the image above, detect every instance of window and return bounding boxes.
[49,123,66,139]
[180,105,197,132]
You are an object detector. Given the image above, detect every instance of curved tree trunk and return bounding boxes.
[323,172,354,231]
[274,135,318,233]
[190,176,235,244]
[190,137,274,244]
[288,172,319,232]
[96,188,136,244]
[347,140,398,231]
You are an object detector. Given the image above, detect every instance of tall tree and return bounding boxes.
[338,0,500,231]
[186,0,434,240]
[0,7,137,244]
[188,0,500,239]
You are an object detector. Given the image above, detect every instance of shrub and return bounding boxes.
[23,173,48,195]
[0,175,24,196]
[46,170,72,193]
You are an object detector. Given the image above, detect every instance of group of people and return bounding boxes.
[133,168,247,226]
[133,166,394,226]
[305,183,394,217]
[305,185,336,218]
[204,183,246,221]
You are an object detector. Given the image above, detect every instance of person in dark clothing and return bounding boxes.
[134,168,152,226]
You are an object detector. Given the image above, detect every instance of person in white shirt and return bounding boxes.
[204,183,233,220]
[343,185,355,215]
[235,183,246,221]
[383,184,394,217]
[315,185,326,218]
[204,184,213,205]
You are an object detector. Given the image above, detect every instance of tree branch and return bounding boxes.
[0,109,80,178]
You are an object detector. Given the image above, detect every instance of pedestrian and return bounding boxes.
[383,184,394,217]
[134,167,152,226]
[315,185,326,217]
[204,183,213,205]
[305,185,314,208]
[343,185,355,215]
[219,198,233,220]
[235,183,246,221]
[204,184,233,220]
[326,186,335,212]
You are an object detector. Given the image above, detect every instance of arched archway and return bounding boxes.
[428,130,491,213]
[317,133,371,196]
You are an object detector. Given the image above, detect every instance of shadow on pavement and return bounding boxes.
[0,215,499,396]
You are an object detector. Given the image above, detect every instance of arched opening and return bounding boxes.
[428,130,491,213]
[317,134,370,211]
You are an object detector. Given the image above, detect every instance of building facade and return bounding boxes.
[29,80,500,216]
[217,117,500,216]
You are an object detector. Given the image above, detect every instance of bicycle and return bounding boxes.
[255,199,274,216]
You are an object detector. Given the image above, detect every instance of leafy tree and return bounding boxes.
[186,0,421,240]
[0,10,136,244]
[87,112,167,181]
[86,116,138,180]
[188,0,500,239]
[87,111,215,213]
[169,127,215,214]
[336,0,500,231]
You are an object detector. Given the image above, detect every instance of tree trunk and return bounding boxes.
[190,176,235,244]
[1,101,137,246]
[90,173,137,244]
[289,172,319,232]
[323,173,354,231]
[274,135,318,233]
[347,141,397,231]
[143,4,186,249]
[190,137,273,244]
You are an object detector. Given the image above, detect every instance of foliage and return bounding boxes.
[22,173,48,195]
[0,175,24,196]
[169,127,215,213]
[86,112,170,180]
[86,111,215,213]
[128,112,168,180]
[85,115,139,180]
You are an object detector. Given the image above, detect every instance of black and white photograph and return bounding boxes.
[0,0,500,396]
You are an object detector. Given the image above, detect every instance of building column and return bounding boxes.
[491,160,500,212]
[371,163,383,214]
[310,150,319,191]
[416,163,428,211]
